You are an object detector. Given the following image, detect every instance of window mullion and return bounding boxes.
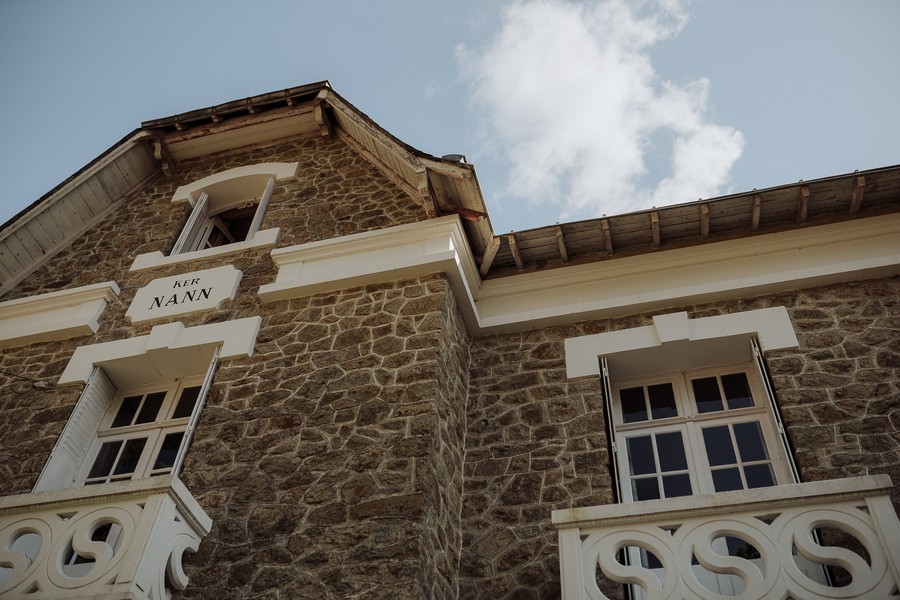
[247,177,275,240]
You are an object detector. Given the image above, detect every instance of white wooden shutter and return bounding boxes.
[246,177,275,240]
[751,337,801,484]
[33,367,116,491]
[599,356,623,503]
[172,348,219,475]
[171,192,209,254]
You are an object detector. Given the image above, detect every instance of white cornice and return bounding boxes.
[0,282,120,349]
[257,214,900,336]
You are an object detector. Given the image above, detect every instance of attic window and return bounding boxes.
[170,162,299,255]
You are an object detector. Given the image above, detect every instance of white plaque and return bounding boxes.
[126,265,242,323]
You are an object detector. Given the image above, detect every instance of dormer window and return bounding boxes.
[170,162,298,255]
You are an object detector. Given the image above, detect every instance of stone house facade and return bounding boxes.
[0,82,898,599]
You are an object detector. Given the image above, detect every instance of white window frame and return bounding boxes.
[610,362,794,503]
[34,318,260,492]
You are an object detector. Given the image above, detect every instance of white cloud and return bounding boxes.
[458,0,744,220]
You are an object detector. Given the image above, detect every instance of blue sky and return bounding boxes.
[1,0,898,233]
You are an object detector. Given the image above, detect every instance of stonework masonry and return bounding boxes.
[1,127,898,598]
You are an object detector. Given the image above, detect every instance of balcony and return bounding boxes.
[553,475,900,600]
[0,476,211,599]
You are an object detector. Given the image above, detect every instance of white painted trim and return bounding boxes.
[171,162,299,206]
[259,215,483,330]
[58,316,261,388]
[256,214,899,336]
[125,265,242,323]
[0,281,120,348]
[476,214,900,332]
[564,307,797,379]
[130,227,279,271]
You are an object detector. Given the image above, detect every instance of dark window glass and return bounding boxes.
[633,477,660,501]
[627,436,657,475]
[692,377,724,413]
[744,464,776,489]
[724,536,761,560]
[135,392,165,424]
[621,387,647,423]
[722,373,753,409]
[111,396,141,428]
[711,468,743,492]
[702,426,737,466]
[153,432,184,471]
[734,422,768,462]
[88,441,122,478]
[662,473,692,498]
[172,386,201,419]
[657,432,688,472]
[112,438,147,476]
[648,383,678,419]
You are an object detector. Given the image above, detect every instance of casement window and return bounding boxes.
[171,178,276,255]
[609,362,791,504]
[80,378,205,485]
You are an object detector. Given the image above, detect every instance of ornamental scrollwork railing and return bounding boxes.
[553,475,900,600]
[0,476,211,599]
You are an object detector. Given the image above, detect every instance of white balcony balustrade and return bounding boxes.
[0,476,211,599]
[553,475,900,600]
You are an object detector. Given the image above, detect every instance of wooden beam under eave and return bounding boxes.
[751,194,761,232]
[699,204,710,240]
[153,138,176,177]
[479,236,501,277]
[508,234,525,270]
[336,130,425,210]
[314,102,334,139]
[650,211,660,249]
[849,175,866,216]
[797,186,810,224]
[601,219,613,255]
[554,226,569,264]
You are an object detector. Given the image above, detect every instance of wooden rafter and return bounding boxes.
[508,234,524,270]
[479,237,501,276]
[601,218,613,255]
[336,130,426,212]
[797,186,810,224]
[650,211,660,249]
[849,175,866,216]
[752,194,762,232]
[152,138,176,177]
[314,102,334,139]
[555,225,569,263]
[699,204,710,240]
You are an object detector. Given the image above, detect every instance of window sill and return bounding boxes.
[130,227,279,272]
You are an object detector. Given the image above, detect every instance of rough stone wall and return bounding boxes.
[458,276,900,599]
[0,134,473,597]
[179,274,467,598]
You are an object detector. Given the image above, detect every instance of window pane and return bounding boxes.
[722,373,753,409]
[153,432,184,471]
[711,468,743,492]
[692,377,724,413]
[648,383,677,419]
[656,432,688,472]
[744,464,776,489]
[172,386,202,419]
[633,477,660,501]
[620,387,647,423]
[627,436,657,475]
[112,438,147,476]
[733,421,769,462]
[662,473,692,498]
[135,392,165,424]
[702,426,737,466]
[87,441,122,479]
[111,396,141,428]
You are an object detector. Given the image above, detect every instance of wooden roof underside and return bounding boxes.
[482,167,900,278]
